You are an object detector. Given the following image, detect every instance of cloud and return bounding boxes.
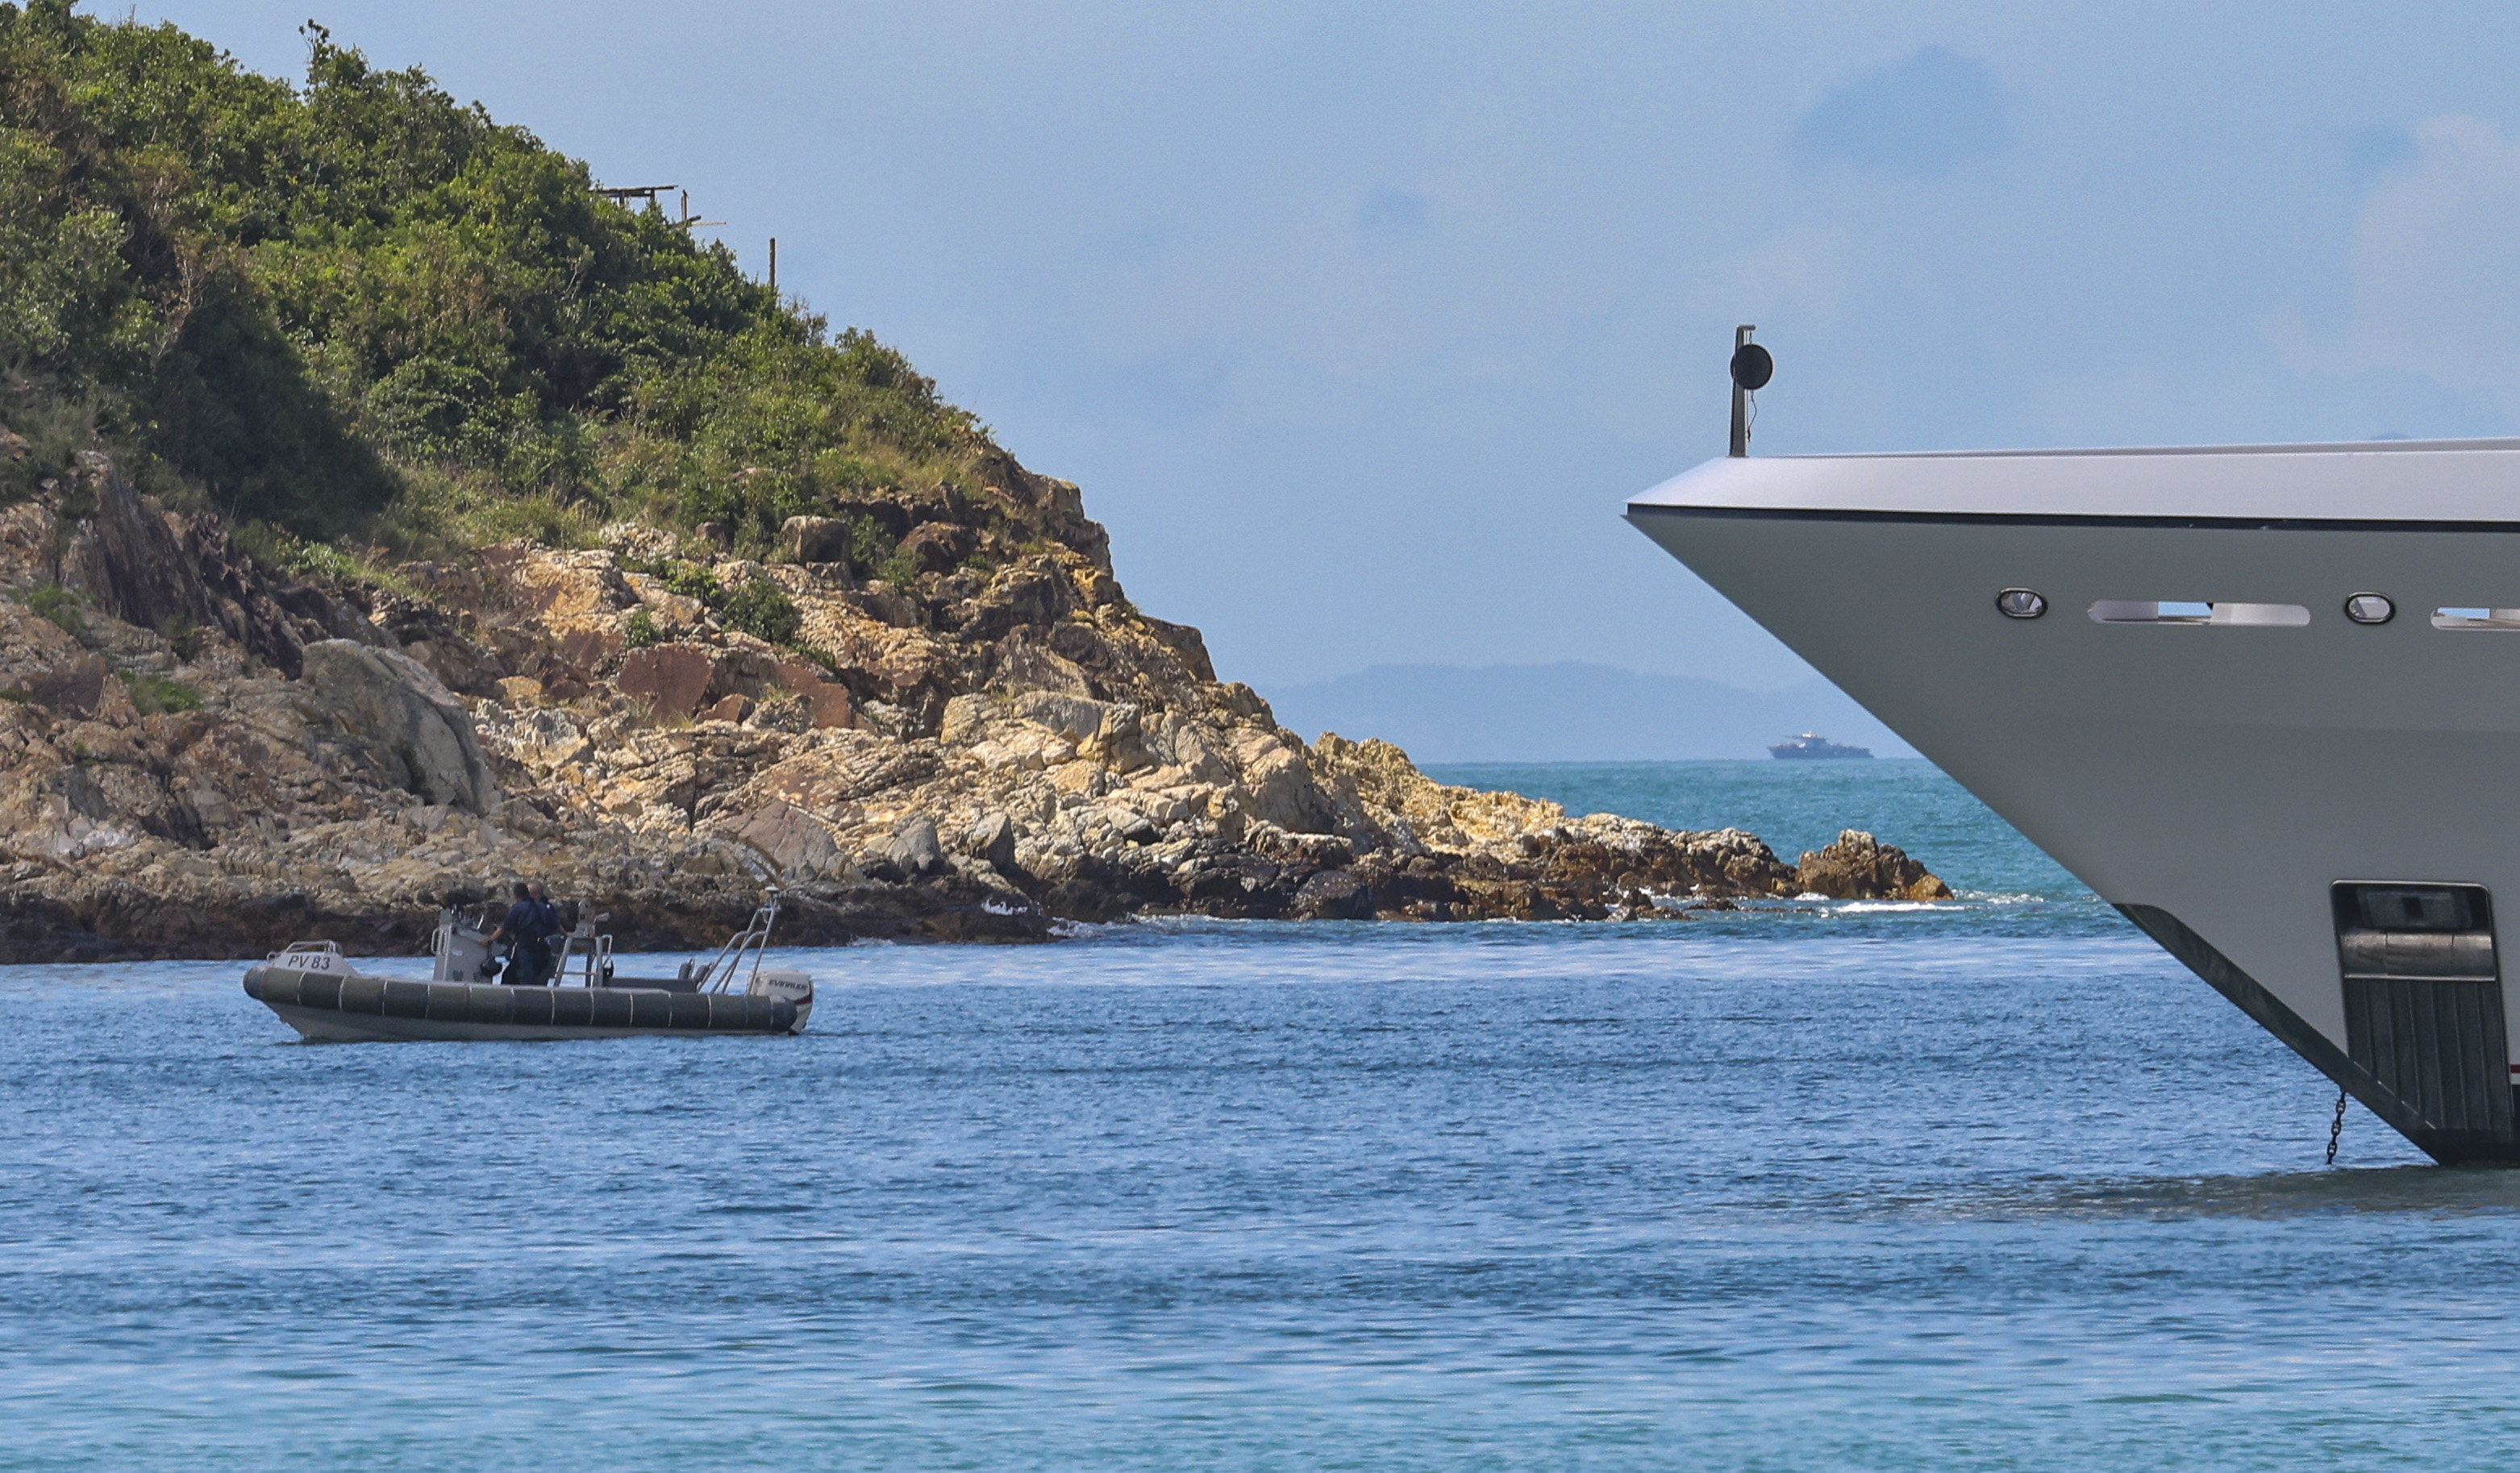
[1788,46,2008,180]
[1356,184,1429,238]
[2270,116,2520,414]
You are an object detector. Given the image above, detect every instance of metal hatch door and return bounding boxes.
[2334,883,2514,1148]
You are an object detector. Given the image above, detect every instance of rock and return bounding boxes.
[1293,868,1373,920]
[696,520,732,551]
[775,516,856,566]
[955,561,1072,642]
[1139,616,1216,682]
[990,631,1094,697]
[939,693,995,746]
[1072,566,1123,607]
[1247,823,1352,869]
[58,464,222,647]
[0,444,1956,960]
[25,657,110,720]
[1795,830,1952,901]
[492,706,591,771]
[616,643,719,719]
[885,814,945,876]
[598,521,679,563]
[1077,701,1143,768]
[298,639,500,812]
[770,658,854,728]
[897,522,978,575]
[721,800,844,878]
[966,811,1018,872]
[1042,874,1127,923]
[0,429,26,460]
[621,573,707,630]
[1235,730,1335,834]
[1012,691,1110,740]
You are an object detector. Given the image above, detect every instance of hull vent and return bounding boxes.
[2335,883,2514,1144]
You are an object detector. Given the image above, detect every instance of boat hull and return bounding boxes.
[244,964,809,1042]
[1629,472,2520,1163]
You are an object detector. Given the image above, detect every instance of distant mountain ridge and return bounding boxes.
[1263,662,1917,763]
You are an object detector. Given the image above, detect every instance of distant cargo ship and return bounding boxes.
[1768,732,1873,760]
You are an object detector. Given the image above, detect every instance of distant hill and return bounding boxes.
[1262,662,1918,762]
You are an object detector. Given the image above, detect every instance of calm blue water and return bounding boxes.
[17,759,2518,1471]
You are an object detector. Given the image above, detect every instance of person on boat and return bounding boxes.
[489,882,560,986]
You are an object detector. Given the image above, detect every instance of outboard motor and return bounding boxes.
[432,908,502,983]
[748,967,814,1034]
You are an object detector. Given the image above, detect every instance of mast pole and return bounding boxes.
[1730,324,1755,457]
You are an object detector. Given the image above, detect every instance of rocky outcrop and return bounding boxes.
[1795,830,1954,901]
[7,451,388,679]
[0,451,1950,959]
[297,640,498,813]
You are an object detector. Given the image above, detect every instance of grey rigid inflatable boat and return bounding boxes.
[244,896,814,1042]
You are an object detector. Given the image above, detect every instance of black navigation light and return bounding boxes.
[1729,343,1773,392]
[2344,593,2395,625]
[1996,588,2047,619]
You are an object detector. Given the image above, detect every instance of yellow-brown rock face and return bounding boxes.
[0,453,1947,959]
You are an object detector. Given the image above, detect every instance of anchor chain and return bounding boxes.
[2326,1086,2348,1167]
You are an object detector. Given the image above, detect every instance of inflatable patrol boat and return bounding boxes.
[244,895,814,1042]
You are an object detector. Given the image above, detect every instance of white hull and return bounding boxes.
[1629,438,2520,1162]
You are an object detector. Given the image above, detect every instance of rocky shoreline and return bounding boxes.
[0,443,1946,963]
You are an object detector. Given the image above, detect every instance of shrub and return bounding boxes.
[0,10,1003,554]
[26,585,82,635]
[0,394,94,502]
[719,576,800,646]
[121,672,201,714]
[877,547,922,587]
[622,607,658,649]
[660,562,724,605]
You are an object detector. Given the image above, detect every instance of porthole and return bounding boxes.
[2343,593,2394,625]
[1995,588,2047,619]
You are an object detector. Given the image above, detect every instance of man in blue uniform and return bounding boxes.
[489,881,559,985]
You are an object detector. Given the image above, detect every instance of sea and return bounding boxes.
[11,758,2519,1471]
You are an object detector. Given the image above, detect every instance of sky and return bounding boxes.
[131,2,2520,693]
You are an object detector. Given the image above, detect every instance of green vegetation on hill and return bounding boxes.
[0,1,989,556]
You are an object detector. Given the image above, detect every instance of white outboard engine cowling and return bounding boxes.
[747,967,814,1034]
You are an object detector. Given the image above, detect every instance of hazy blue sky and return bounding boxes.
[135,2,2520,691]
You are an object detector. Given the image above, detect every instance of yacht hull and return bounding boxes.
[1629,445,2520,1163]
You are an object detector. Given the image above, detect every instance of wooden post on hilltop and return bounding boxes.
[769,238,777,295]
